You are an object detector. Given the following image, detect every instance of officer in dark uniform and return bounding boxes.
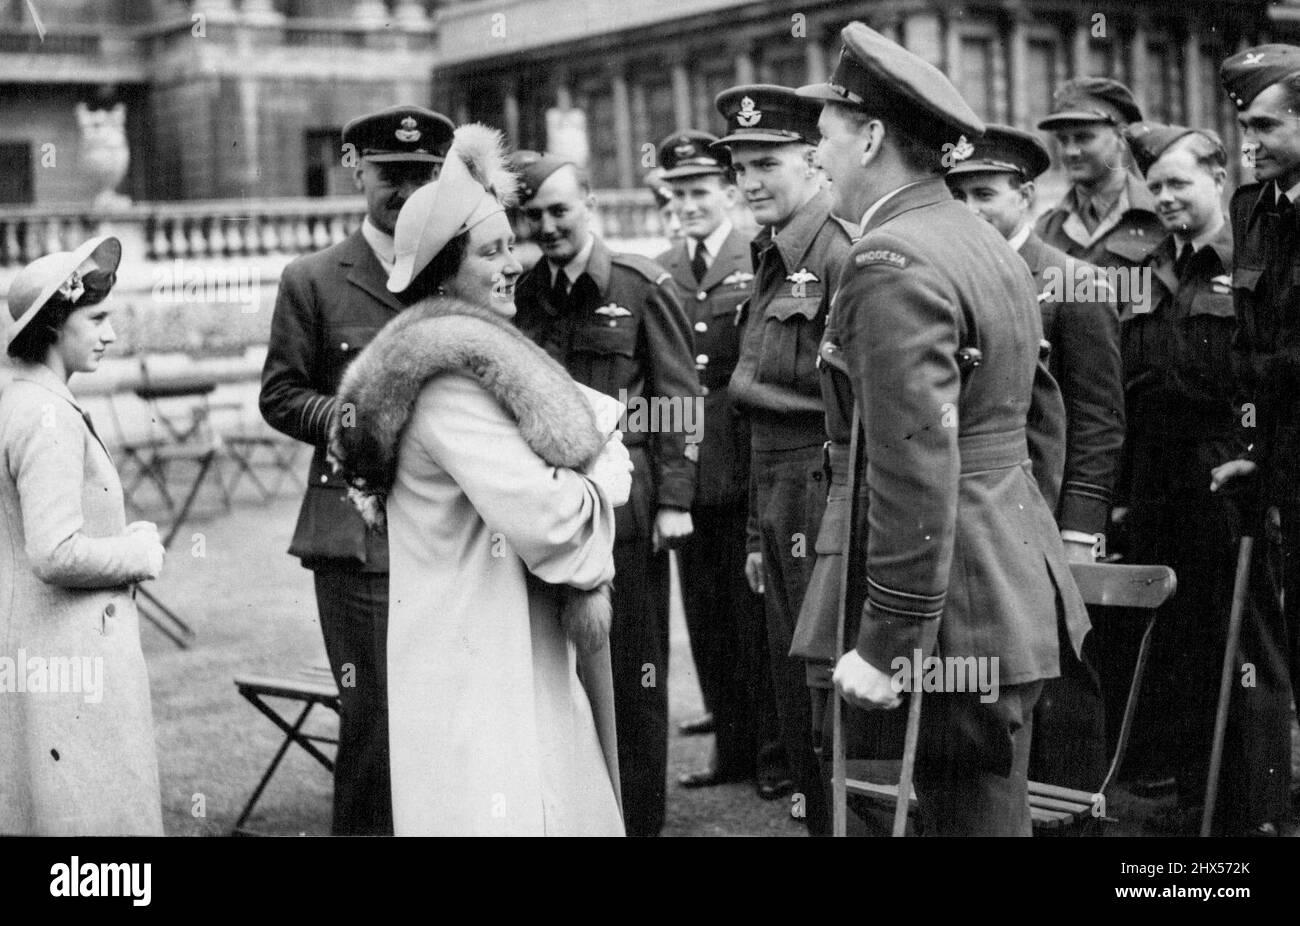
[510,152,699,838]
[260,104,454,835]
[713,84,853,834]
[1117,120,1289,834]
[652,131,788,796]
[1036,78,1163,272]
[805,22,1088,836]
[945,125,1122,790]
[1211,45,1300,835]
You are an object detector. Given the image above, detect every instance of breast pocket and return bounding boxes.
[570,322,638,394]
[1182,291,1238,385]
[759,294,823,391]
[1232,266,1263,295]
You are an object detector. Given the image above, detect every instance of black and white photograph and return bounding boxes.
[0,0,1297,901]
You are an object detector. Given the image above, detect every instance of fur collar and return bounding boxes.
[331,295,603,526]
[329,294,614,656]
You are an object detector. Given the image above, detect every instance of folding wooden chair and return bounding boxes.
[832,561,1177,835]
[115,356,230,517]
[231,664,340,836]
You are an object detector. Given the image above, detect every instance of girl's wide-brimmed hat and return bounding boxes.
[388,124,520,293]
[5,235,121,349]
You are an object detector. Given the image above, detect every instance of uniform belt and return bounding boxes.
[699,366,736,389]
[958,428,1028,473]
[821,430,1027,479]
[825,440,851,485]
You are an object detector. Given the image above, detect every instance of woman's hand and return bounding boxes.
[126,522,165,580]
[585,432,633,507]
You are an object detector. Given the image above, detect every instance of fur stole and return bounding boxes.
[329,295,613,654]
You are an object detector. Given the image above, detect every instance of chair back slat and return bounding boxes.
[1068,562,1176,610]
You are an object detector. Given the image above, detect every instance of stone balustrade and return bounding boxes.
[0,190,663,269]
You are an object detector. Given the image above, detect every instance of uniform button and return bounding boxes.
[608,320,617,327]
[340,342,349,350]
[320,474,329,484]
[696,291,708,301]
[694,321,708,333]
[700,385,710,396]
[104,603,115,618]
[695,353,709,366]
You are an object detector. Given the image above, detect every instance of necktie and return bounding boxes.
[691,241,709,283]
[550,266,569,313]
[1174,243,1194,280]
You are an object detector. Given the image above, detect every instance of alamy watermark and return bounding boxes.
[616,388,703,444]
[1040,257,1152,313]
[0,650,103,703]
[151,258,261,313]
[890,648,1000,704]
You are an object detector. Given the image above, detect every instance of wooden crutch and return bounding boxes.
[1200,535,1254,837]
[832,413,924,837]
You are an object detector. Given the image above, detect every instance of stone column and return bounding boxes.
[503,76,520,144]
[671,60,692,131]
[1007,6,1029,125]
[733,44,755,85]
[804,27,827,84]
[610,60,635,188]
[1184,23,1203,127]
[1127,15,1148,118]
[1072,12,1091,76]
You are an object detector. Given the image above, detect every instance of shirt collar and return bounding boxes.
[761,189,835,271]
[551,232,595,287]
[688,220,733,262]
[1173,212,1226,255]
[857,180,930,237]
[1006,221,1032,253]
[1071,174,1126,219]
[361,217,395,271]
[1279,179,1300,204]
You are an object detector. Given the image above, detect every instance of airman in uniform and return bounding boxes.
[713,83,852,834]
[946,125,1123,791]
[1209,45,1300,835]
[652,131,788,797]
[1115,120,1287,834]
[805,21,1088,835]
[511,152,699,837]
[260,104,454,835]
[1036,78,1163,272]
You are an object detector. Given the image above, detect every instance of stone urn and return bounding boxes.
[77,102,132,211]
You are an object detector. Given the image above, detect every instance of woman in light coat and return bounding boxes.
[0,236,167,835]
[333,125,631,836]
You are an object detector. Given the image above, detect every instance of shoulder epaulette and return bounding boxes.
[612,252,673,287]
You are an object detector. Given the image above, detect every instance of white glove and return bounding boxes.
[127,522,166,580]
[585,431,633,507]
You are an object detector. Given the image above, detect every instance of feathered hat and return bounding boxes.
[387,123,520,293]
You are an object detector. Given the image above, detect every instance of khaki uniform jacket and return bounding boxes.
[656,226,754,508]
[1036,171,1163,272]
[1019,232,1125,534]
[837,179,1088,686]
[260,231,398,571]
[728,189,852,454]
